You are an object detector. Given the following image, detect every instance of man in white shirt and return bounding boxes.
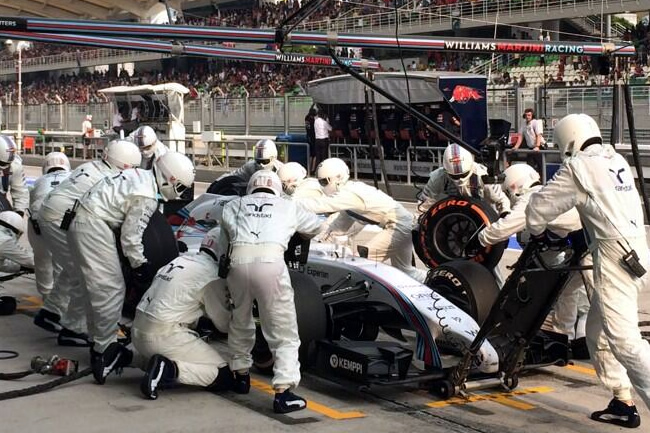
[312,112,332,175]
[512,108,545,177]
[81,115,93,159]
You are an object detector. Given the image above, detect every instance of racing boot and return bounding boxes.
[33,308,63,333]
[58,328,92,347]
[141,354,178,400]
[232,371,250,394]
[91,342,133,385]
[206,365,235,393]
[273,389,307,414]
[591,398,641,428]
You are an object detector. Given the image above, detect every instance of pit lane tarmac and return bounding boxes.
[1,171,649,433]
[2,291,649,433]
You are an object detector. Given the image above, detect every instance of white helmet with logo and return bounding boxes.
[442,143,474,187]
[199,227,221,261]
[153,151,196,202]
[277,162,307,195]
[85,114,93,121]
[0,135,17,169]
[502,164,540,203]
[42,151,71,175]
[553,113,602,160]
[0,211,25,237]
[103,140,142,171]
[254,139,278,170]
[316,157,349,196]
[132,125,159,158]
[247,170,282,196]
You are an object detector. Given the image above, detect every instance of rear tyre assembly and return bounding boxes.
[414,196,506,270]
[425,260,499,325]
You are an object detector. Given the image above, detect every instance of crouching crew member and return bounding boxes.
[135,228,233,400]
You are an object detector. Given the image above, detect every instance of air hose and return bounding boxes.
[0,368,92,401]
[0,353,92,401]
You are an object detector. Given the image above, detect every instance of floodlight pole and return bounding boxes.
[16,45,22,151]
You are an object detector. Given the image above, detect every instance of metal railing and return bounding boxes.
[295,0,645,35]
[4,85,650,150]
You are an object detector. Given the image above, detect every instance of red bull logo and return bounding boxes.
[448,85,484,104]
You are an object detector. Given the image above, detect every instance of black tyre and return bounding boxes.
[206,175,248,196]
[429,379,456,400]
[414,196,505,269]
[252,271,328,371]
[0,194,11,211]
[121,211,180,318]
[426,260,499,325]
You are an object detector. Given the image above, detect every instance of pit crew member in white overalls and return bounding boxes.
[219,171,322,413]
[134,228,233,400]
[28,152,71,334]
[526,113,650,428]
[36,141,142,345]
[67,152,195,385]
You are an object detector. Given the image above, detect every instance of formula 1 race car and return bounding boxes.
[161,192,577,395]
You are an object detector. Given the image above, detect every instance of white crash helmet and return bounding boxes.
[0,135,17,169]
[442,143,474,186]
[132,125,159,158]
[277,162,307,195]
[85,114,93,121]
[254,139,278,170]
[553,113,602,160]
[103,140,142,171]
[0,211,25,236]
[199,227,221,261]
[153,151,196,202]
[42,152,71,175]
[316,157,349,196]
[247,170,282,196]
[502,164,541,203]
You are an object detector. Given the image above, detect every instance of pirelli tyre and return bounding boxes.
[425,260,499,325]
[414,196,505,270]
[120,211,180,318]
[252,271,328,372]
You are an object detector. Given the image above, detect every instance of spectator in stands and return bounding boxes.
[511,108,545,177]
[313,112,332,175]
[81,114,93,160]
[518,74,527,88]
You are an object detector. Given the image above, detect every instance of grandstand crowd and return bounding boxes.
[0,0,647,105]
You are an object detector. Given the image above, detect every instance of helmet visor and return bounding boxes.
[447,171,470,181]
[318,177,330,187]
[174,182,189,197]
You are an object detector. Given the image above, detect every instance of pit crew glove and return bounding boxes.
[131,262,151,286]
